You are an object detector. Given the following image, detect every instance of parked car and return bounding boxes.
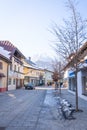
[24,82,35,90]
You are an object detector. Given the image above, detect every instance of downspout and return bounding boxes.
[7,64,9,91]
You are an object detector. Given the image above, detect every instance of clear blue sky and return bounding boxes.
[0,0,87,61]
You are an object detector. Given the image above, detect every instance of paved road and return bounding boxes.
[0,87,87,130]
[0,88,46,130]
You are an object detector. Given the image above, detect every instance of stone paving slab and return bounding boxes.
[0,88,87,130]
[0,89,46,130]
[35,89,87,130]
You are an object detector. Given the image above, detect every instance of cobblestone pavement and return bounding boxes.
[0,87,87,130]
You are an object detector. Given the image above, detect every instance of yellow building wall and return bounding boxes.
[23,67,28,75]
[24,67,44,78]
[0,59,8,92]
[23,65,45,86]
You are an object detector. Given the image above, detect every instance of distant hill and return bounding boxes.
[35,59,53,71]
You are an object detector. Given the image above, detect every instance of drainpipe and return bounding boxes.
[6,64,9,91]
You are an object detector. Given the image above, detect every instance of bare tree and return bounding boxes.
[51,0,87,111]
[52,59,63,93]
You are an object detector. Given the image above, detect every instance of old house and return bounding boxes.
[44,69,53,86]
[23,58,45,86]
[0,41,25,90]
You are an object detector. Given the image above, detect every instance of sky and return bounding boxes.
[0,0,87,61]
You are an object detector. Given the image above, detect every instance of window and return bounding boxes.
[13,79,15,85]
[8,78,11,85]
[0,79,2,87]
[18,67,20,72]
[36,72,39,76]
[30,70,32,73]
[10,64,12,71]
[82,76,87,95]
[0,62,3,69]
[14,65,16,71]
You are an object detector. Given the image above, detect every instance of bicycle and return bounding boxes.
[57,97,76,120]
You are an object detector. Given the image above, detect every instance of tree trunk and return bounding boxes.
[59,82,61,94]
[75,69,78,111]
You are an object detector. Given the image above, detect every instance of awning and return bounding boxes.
[69,71,75,78]
[0,73,5,77]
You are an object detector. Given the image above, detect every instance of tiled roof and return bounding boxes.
[26,59,36,66]
[0,41,15,52]
[0,40,25,59]
[24,59,44,70]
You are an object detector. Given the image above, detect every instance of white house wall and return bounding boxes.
[8,57,24,90]
[78,71,87,101]
[77,71,82,97]
[45,71,53,85]
[8,78,16,90]
[66,69,87,100]
[64,70,69,78]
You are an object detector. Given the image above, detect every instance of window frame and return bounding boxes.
[0,62,3,69]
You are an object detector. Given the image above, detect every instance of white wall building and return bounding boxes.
[44,69,53,86]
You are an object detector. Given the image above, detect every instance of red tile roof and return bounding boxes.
[0,40,25,59]
[0,41,15,52]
